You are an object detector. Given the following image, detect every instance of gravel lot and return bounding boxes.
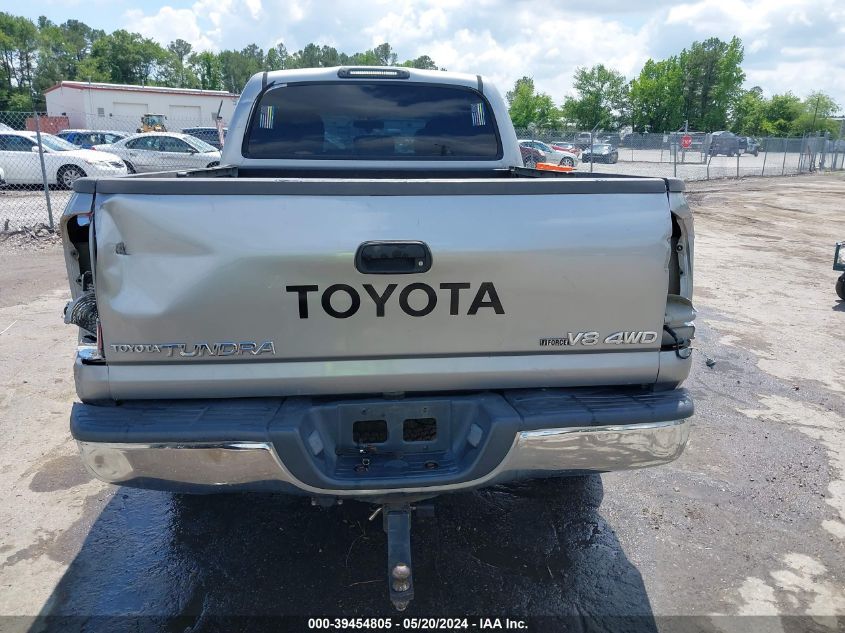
[0,188,70,232]
[607,149,814,181]
[0,174,843,632]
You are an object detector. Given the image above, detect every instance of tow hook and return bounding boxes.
[383,504,414,610]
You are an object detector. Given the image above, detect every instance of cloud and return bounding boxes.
[654,0,845,103]
[124,6,217,51]
[123,0,845,106]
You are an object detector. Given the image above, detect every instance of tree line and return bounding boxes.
[0,11,440,110]
[2,13,839,138]
[508,36,841,137]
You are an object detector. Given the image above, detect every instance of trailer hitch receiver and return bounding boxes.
[384,504,414,610]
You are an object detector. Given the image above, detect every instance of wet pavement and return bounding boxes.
[33,476,650,620]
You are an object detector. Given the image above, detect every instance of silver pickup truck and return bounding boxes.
[61,66,695,609]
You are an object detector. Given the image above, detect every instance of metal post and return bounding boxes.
[736,148,740,179]
[33,111,54,230]
[800,133,807,172]
[809,133,815,171]
[761,137,768,176]
[819,133,824,170]
[674,136,677,177]
[799,133,807,172]
[781,137,787,176]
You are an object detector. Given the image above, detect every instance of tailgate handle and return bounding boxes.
[355,241,432,274]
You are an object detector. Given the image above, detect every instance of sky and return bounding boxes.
[11,0,845,107]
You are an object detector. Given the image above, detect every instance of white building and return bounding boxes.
[44,81,239,133]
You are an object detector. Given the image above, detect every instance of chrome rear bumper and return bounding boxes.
[77,417,691,498]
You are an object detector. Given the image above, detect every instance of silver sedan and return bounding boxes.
[94,132,221,173]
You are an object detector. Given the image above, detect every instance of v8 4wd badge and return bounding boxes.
[539,331,659,347]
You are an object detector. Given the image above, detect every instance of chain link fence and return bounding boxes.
[0,110,225,233]
[1,111,843,233]
[514,128,845,182]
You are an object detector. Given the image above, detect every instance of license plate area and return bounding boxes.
[269,393,519,489]
[337,401,451,455]
[333,401,453,479]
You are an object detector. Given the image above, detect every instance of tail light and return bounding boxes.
[96,319,105,358]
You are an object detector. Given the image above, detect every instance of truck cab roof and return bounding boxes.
[220,66,520,170]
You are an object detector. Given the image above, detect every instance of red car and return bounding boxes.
[551,141,581,156]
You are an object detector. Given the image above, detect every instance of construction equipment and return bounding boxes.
[138,114,167,133]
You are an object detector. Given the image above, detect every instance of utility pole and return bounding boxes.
[30,88,54,230]
[810,95,821,133]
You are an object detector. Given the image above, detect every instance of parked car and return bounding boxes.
[182,126,228,150]
[581,143,619,164]
[94,132,222,173]
[574,131,594,149]
[707,131,747,156]
[56,129,128,149]
[745,137,760,156]
[597,134,621,148]
[62,66,695,611]
[0,131,126,188]
[519,144,544,168]
[550,141,581,156]
[518,139,579,167]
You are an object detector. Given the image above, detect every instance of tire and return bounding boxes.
[608,153,618,164]
[559,156,575,168]
[524,157,536,168]
[753,149,759,157]
[206,161,219,168]
[123,161,136,174]
[836,274,845,301]
[57,165,86,190]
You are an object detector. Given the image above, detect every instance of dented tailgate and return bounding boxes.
[89,177,674,398]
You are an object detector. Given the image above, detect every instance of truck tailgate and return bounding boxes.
[92,178,673,398]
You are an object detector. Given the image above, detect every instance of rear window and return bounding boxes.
[244,82,501,160]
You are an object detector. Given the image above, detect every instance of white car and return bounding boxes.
[0,131,127,188]
[96,132,221,174]
[518,139,580,168]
